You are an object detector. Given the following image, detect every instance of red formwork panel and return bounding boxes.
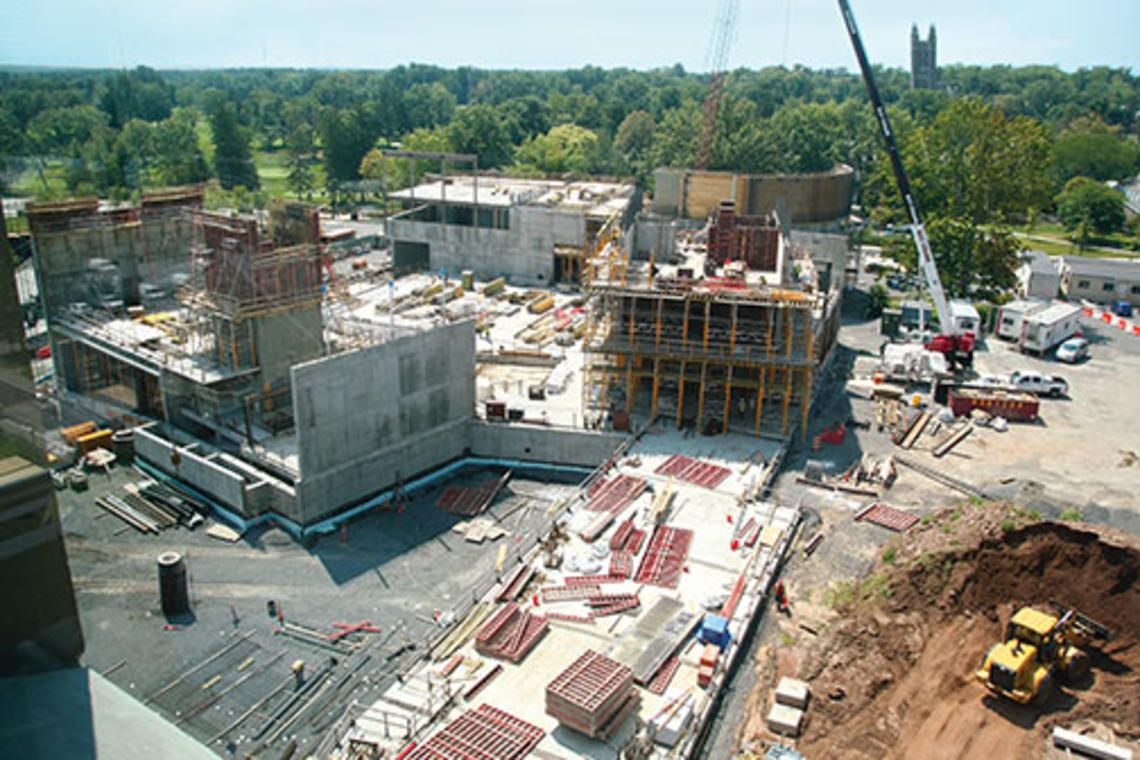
[585,474,647,514]
[609,519,634,550]
[436,479,499,516]
[541,585,601,602]
[405,703,545,760]
[626,529,647,554]
[633,526,694,588]
[654,455,731,490]
[645,656,681,695]
[854,502,920,532]
[475,603,549,663]
[563,574,627,586]
[546,650,634,737]
[609,550,635,578]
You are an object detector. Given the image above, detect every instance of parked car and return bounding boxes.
[1055,337,1089,364]
[1112,299,1134,317]
[1009,369,1069,397]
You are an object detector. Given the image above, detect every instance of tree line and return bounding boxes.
[2,62,1138,276]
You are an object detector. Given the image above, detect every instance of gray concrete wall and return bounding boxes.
[388,206,586,285]
[134,425,247,512]
[467,421,623,468]
[650,168,686,217]
[33,215,195,317]
[252,305,325,387]
[291,320,476,523]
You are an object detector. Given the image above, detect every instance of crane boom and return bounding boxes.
[836,0,957,338]
[695,0,740,171]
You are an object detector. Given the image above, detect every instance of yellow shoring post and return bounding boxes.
[628,296,635,347]
[729,303,738,358]
[696,361,707,430]
[681,299,691,345]
[676,361,686,429]
[755,366,766,435]
[625,354,634,413]
[702,300,711,352]
[655,298,663,349]
[722,364,734,434]
[651,358,661,419]
[782,367,793,437]
[801,367,812,439]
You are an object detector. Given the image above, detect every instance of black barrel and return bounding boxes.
[112,428,134,463]
[157,551,190,617]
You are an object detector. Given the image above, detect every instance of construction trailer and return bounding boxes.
[581,213,844,439]
[996,299,1048,341]
[1018,302,1082,354]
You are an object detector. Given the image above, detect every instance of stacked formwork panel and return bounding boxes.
[546,650,639,740]
[582,231,840,439]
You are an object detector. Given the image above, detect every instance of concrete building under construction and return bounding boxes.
[582,200,844,439]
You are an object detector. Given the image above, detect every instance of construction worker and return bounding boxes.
[774,579,789,614]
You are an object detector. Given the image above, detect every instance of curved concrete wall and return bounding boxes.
[652,165,854,224]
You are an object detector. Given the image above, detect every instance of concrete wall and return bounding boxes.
[650,166,854,225]
[252,305,325,387]
[388,206,586,285]
[33,215,195,317]
[467,421,623,469]
[134,425,248,512]
[291,320,476,523]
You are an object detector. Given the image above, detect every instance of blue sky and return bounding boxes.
[1,0,1136,72]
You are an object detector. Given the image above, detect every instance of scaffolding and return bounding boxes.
[581,227,840,439]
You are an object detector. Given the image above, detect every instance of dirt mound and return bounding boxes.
[796,515,1140,760]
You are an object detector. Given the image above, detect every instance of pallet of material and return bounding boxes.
[474,603,549,663]
[546,650,636,739]
[633,526,694,588]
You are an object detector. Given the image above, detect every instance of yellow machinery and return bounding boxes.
[976,603,1111,704]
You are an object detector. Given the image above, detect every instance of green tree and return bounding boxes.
[321,106,376,183]
[403,82,456,131]
[613,110,655,177]
[1052,115,1140,183]
[925,217,1021,297]
[869,97,1052,225]
[514,124,600,175]
[285,123,317,200]
[151,108,210,186]
[359,126,451,190]
[448,104,512,168]
[1056,177,1126,247]
[209,102,259,190]
[99,66,175,129]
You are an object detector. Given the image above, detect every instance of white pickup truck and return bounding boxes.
[1009,370,1068,397]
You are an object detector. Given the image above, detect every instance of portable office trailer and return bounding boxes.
[1019,302,1082,354]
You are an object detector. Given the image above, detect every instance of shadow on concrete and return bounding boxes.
[305,464,582,586]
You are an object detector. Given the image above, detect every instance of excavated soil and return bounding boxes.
[773,510,1140,759]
